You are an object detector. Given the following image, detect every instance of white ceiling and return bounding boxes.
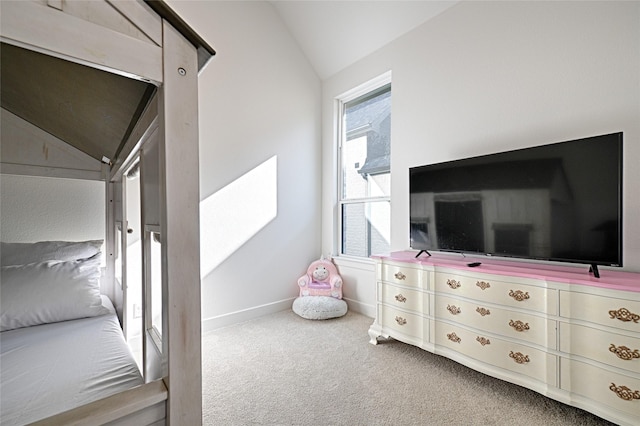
[269,1,458,80]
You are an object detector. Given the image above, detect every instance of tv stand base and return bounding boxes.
[415,250,431,258]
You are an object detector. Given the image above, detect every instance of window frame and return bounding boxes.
[144,225,163,353]
[336,72,392,259]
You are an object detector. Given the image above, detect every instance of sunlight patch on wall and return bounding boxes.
[367,201,391,246]
[367,175,391,252]
[200,155,278,277]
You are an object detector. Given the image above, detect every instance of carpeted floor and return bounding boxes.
[202,309,614,425]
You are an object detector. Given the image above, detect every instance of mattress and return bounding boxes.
[0,296,143,425]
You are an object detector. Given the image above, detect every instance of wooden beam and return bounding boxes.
[158,19,202,425]
[0,0,162,84]
[30,380,167,426]
[143,0,216,72]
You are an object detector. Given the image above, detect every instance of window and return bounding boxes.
[338,78,391,258]
[149,232,162,336]
[145,227,163,352]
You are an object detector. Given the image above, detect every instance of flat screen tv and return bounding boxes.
[409,132,622,277]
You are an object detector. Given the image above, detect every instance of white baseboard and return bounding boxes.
[201,298,295,332]
[343,297,375,319]
[201,297,375,332]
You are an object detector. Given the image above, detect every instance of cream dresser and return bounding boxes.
[368,251,640,426]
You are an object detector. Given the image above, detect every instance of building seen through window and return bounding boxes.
[340,83,391,257]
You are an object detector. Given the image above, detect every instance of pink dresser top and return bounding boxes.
[373,251,640,293]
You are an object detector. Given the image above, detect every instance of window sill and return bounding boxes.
[333,254,377,270]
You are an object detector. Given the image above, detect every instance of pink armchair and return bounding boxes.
[297,257,343,299]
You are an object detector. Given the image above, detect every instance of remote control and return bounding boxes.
[467,262,482,267]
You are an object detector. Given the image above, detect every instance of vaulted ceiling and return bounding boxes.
[0,1,458,166]
[269,1,458,80]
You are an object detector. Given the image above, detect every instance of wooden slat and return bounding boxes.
[0,163,103,181]
[46,0,63,11]
[110,93,159,182]
[55,0,158,46]
[104,402,165,425]
[0,0,162,83]
[104,176,117,304]
[29,380,167,426]
[107,0,163,47]
[0,108,103,180]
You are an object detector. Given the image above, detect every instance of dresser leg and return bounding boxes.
[368,323,384,345]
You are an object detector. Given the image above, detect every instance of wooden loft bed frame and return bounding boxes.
[0,1,214,424]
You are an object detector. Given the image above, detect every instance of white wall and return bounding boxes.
[323,1,640,316]
[0,174,105,243]
[167,1,322,329]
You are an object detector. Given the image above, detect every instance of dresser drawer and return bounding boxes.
[381,263,425,288]
[559,322,640,373]
[433,321,556,385]
[381,283,425,313]
[434,272,555,314]
[434,295,556,349]
[560,358,640,418]
[560,291,640,333]
[380,305,423,340]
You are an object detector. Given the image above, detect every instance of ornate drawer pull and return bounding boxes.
[476,307,491,316]
[508,289,530,302]
[395,316,407,326]
[609,383,640,401]
[476,336,491,346]
[509,351,530,364]
[509,319,530,332]
[609,344,640,361]
[395,294,407,303]
[394,271,406,280]
[447,279,461,289]
[476,281,491,290]
[447,332,461,343]
[609,307,640,323]
[447,304,461,315]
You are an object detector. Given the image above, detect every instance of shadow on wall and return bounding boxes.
[200,155,278,278]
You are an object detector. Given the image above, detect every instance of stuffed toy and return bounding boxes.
[297,256,343,299]
[293,256,347,320]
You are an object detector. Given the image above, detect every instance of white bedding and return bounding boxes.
[0,296,143,425]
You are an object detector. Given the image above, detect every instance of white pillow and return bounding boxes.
[0,258,110,331]
[1,240,103,266]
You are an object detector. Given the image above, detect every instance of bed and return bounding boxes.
[0,241,144,424]
[1,299,144,424]
[0,1,214,424]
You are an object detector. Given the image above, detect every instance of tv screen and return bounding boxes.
[409,132,623,269]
